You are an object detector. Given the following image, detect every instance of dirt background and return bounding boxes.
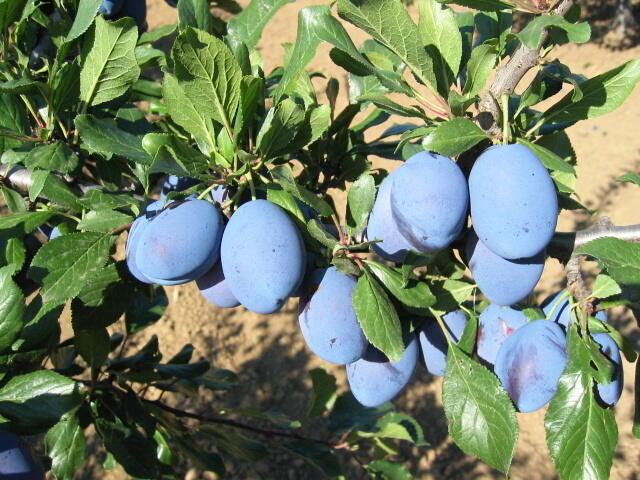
[79,1,640,479]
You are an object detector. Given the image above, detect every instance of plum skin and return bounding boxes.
[592,332,623,407]
[419,310,467,377]
[136,199,223,284]
[0,431,44,479]
[494,319,567,413]
[346,336,418,407]
[389,151,469,253]
[221,199,306,315]
[366,173,413,262]
[466,230,544,306]
[196,261,240,308]
[298,267,366,365]
[469,144,558,260]
[477,304,529,367]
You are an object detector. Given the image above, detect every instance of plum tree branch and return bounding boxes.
[477,0,575,134]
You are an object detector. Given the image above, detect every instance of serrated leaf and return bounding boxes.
[0,211,53,233]
[365,261,436,310]
[353,270,404,362]
[0,268,25,351]
[77,210,133,233]
[346,173,375,233]
[437,0,514,11]
[172,28,242,133]
[361,412,426,445]
[357,94,427,119]
[45,411,86,480]
[577,238,640,287]
[587,317,637,363]
[544,60,640,124]
[266,185,305,222]
[28,232,116,304]
[1,237,26,275]
[443,343,517,473]
[282,439,342,477]
[29,170,49,203]
[518,15,590,50]
[545,326,618,480]
[178,0,213,33]
[256,98,306,159]
[591,274,622,299]
[66,0,102,42]
[422,118,488,157]
[199,425,268,462]
[307,368,338,417]
[517,138,575,174]
[337,0,438,94]
[462,43,497,97]
[418,0,462,92]
[75,327,110,368]
[306,219,339,249]
[271,165,333,217]
[226,0,294,49]
[367,460,412,480]
[76,114,152,164]
[80,16,141,107]
[0,370,82,430]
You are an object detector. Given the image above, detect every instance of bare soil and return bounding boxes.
[77,1,640,479]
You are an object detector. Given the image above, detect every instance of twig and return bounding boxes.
[478,0,576,135]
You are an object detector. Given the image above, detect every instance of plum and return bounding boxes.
[347,335,418,407]
[0,431,44,479]
[136,199,223,285]
[477,304,529,367]
[298,267,367,364]
[125,200,164,284]
[389,151,469,253]
[494,319,567,412]
[541,290,608,329]
[211,185,230,206]
[466,230,544,306]
[592,332,623,407]
[221,199,306,314]
[469,144,558,260]
[196,261,240,308]
[419,310,467,377]
[99,0,124,16]
[366,173,413,262]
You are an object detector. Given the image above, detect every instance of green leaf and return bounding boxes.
[338,0,437,94]
[24,142,79,174]
[76,114,152,164]
[45,411,86,480]
[77,210,133,233]
[361,411,426,445]
[125,284,168,334]
[346,173,375,234]
[66,0,102,42]
[544,60,640,124]
[306,219,339,249]
[80,16,141,107]
[266,184,305,222]
[75,327,110,367]
[95,418,159,479]
[545,326,617,480]
[256,99,306,159]
[591,274,622,299]
[0,268,25,351]
[422,118,488,157]
[270,165,333,217]
[517,15,590,50]
[475,10,512,53]
[462,43,497,97]
[178,0,213,33]
[516,138,575,174]
[199,425,268,462]
[353,269,404,363]
[0,237,26,275]
[162,73,214,154]
[576,238,640,287]
[282,439,342,477]
[307,368,338,417]
[617,173,640,185]
[172,28,242,133]
[365,261,436,311]
[0,0,27,31]
[143,133,210,177]
[0,211,53,233]
[28,232,116,304]
[226,0,294,49]
[0,370,82,430]
[367,460,412,480]
[357,94,427,119]
[418,0,462,92]
[29,170,50,203]
[436,0,514,11]
[443,343,517,473]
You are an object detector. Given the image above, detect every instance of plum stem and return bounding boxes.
[434,313,452,345]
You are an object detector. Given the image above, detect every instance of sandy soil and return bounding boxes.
[77,1,640,479]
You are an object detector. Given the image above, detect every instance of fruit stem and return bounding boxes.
[501,94,510,145]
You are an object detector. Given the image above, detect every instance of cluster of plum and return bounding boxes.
[0,431,44,480]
